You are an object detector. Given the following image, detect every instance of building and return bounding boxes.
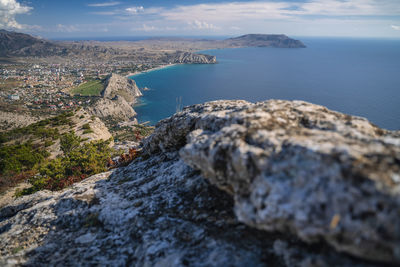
[8,94,20,100]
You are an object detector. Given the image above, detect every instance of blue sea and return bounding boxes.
[130,38,400,130]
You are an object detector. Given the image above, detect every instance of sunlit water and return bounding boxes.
[131,38,400,130]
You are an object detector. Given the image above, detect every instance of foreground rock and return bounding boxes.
[144,99,400,263]
[1,99,399,266]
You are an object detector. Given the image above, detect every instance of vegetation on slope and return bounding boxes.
[0,111,73,144]
[17,132,113,195]
[0,111,112,195]
[0,110,155,196]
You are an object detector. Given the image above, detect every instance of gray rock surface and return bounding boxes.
[144,99,400,263]
[88,73,142,121]
[0,152,378,267]
[1,99,399,266]
[102,73,142,104]
[163,51,217,64]
[88,96,137,121]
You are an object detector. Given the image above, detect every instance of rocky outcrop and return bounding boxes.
[87,96,137,121]
[223,34,306,48]
[144,99,400,263]
[163,51,217,64]
[1,99,399,266]
[88,73,141,121]
[0,111,43,131]
[102,73,142,104]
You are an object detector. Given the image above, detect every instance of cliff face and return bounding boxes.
[163,51,217,64]
[1,100,399,266]
[88,97,137,122]
[102,73,142,104]
[88,73,141,121]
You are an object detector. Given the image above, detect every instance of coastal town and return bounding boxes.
[0,61,157,116]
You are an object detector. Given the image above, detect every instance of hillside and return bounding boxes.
[0,30,68,57]
[0,30,304,63]
[87,74,142,122]
[224,34,306,48]
[0,99,399,266]
[0,109,112,193]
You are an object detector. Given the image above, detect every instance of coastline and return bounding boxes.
[126,63,178,78]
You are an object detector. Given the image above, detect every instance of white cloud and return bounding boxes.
[283,0,400,17]
[161,2,290,23]
[53,24,109,33]
[56,24,79,33]
[126,6,144,14]
[159,0,400,24]
[391,25,400,31]
[188,20,219,30]
[87,2,120,7]
[133,24,157,32]
[90,11,117,15]
[0,0,32,29]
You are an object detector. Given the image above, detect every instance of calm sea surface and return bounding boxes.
[130,38,400,130]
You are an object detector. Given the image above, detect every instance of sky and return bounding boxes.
[0,0,400,38]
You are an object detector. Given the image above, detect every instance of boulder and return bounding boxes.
[145,99,400,263]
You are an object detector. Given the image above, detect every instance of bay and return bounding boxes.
[131,38,400,130]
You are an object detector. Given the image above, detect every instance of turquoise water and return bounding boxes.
[131,38,400,130]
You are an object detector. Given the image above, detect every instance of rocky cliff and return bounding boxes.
[1,100,399,266]
[163,51,217,64]
[88,74,141,121]
[88,96,137,122]
[102,73,142,104]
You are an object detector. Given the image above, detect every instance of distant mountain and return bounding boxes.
[224,34,306,48]
[0,29,68,57]
[0,30,305,61]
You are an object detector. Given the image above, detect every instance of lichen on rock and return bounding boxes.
[145,99,400,263]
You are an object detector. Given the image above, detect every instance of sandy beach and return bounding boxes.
[126,64,178,78]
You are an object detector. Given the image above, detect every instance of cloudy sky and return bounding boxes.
[1,0,400,38]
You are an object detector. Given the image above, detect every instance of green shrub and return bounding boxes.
[60,132,82,154]
[23,133,113,193]
[0,142,49,175]
[0,112,73,144]
[44,140,55,147]
[83,129,93,134]
[82,123,91,130]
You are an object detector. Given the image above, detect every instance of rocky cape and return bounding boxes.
[88,73,141,121]
[1,99,399,266]
[162,51,217,64]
